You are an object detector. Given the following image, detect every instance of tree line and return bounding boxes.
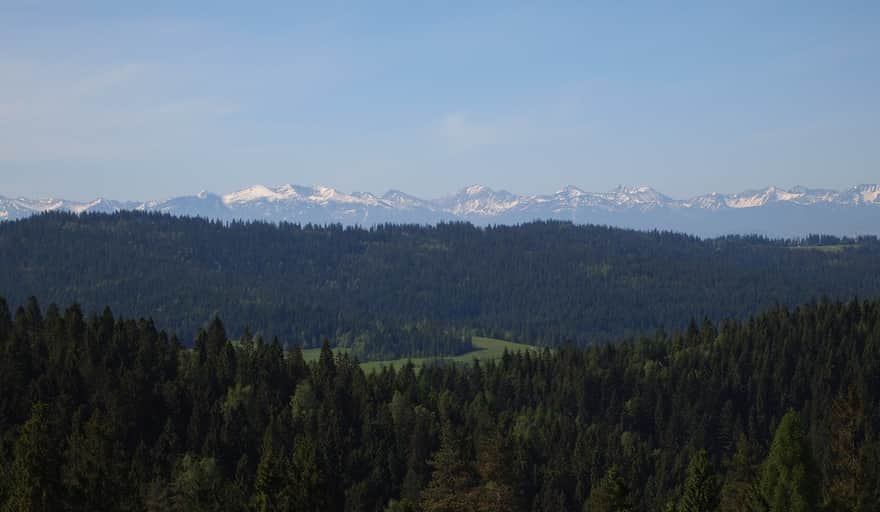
[0,295,878,510]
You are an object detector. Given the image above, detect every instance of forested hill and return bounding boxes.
[2,212,880,354]
[0,297,878,510]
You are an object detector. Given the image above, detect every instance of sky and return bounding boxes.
[0,1,878,201]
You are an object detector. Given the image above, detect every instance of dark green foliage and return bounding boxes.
[3,212,880,357]
[0,296,879,510]
[252,424,284,511]
[2,403,59,512]
[165,454,239,512]
[758,411,821,512]
[62,410,129,511]
[677,451,719,512]
[718,435,761,511]
[420,422,477,512]
[825,386,871,511]
[586,465,632,512]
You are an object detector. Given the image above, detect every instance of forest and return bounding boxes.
[0,295,877,511]
[2,212,880,359]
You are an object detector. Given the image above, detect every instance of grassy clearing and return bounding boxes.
[788,244,855,253]
[301,336,538,372]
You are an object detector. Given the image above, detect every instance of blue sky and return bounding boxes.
[1,2,878,200]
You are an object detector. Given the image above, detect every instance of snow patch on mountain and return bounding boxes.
[852,184,880,204]
[222,184,296,204]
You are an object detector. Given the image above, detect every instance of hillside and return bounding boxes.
[2,212,880,357]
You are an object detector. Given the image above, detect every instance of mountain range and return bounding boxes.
[2,183,879,237]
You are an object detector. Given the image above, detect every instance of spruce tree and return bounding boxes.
[758,410,820,512]
[3,403,58,512]
[677,450,719,512]
[585,465,631,512]
[252,425,284,512]
[421,422,477,512]
[718,435,761,512]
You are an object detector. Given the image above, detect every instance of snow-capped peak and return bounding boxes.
[464,184,488,195]
[311,185,349,202]
[383,189,413,201]
[275,184,299,197]
[223,185,280,204]
[556,185,585,197]
[71,198,100,214]
[850,184,880,204]
[220,184,302,204]
[440,185,521,215]
[606,185,669,207]
[724,186,808,208]
[611,185,656,195]
[382,190,428,209]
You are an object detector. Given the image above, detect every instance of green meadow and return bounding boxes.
[301,336,538,372]
[788,244,856,253]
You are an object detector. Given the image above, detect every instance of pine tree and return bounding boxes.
[585,465,631,512]
[288,437,326,511]
[0,297,11,344]
[826,386,864,511]
[315,338,336,396]
[471,427,519,511]
[3,403,58,512]
[401,405,433,503]
[62,409,126,510]
[718,435,761,512]
[252,424,285,512]
[677,450,719,512]
[758,410,820,512]
[169,455,233,512]
[421,422,478,512]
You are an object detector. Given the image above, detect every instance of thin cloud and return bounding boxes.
[435,111,531,151]
[0,60,241,161]
[67,63,145,98]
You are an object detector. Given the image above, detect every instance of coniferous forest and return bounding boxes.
[2,212,880,358]
[0,295,878,511]
[5,3,878,511]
